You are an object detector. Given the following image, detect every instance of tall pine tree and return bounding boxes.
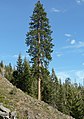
[25,1,53,100]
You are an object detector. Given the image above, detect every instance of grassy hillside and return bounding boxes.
[0,75,74,119]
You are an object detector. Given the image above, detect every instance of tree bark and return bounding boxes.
[38,77,41,100]
[38,31,41,101]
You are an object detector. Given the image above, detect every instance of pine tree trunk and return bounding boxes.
[38,31,41,101]
[38,77,41,100]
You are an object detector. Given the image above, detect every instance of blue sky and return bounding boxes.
[0,0,84,85]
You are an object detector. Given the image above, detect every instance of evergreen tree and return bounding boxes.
[51,68,58,83]
[41,67,51,103]
[12,54,23,89]
[57,79,65,112]
[0,60,4,68]
[49,68,59,108]
[25,1,53,100]
[70,95,83,119]
[16,54,23,75]
[23,57,31,93]
[5,63,13,81]
[0,60,5,76]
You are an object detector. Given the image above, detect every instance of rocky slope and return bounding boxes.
[0,75,74,119]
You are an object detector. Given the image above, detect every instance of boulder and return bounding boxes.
[0,103,17,119]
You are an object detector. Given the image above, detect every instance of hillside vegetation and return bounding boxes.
[0,75,74,119]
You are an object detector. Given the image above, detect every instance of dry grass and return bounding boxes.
[0,75,74,119]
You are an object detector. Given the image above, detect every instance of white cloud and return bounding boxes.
[13,54,29,59]
[51,8,61,13]
[76,0,84,4]
[70,39,76,45]
[76,41,84,48]
[56,52,63,57]
[76,0,81,4]
[65,33,76,45]
[82,63,84,65]
[62,41,84,49]
[57,72,70,82]
[51,8,66,13]
[75,70,84,80]
[65,33,72,37]
[57,70,84,85]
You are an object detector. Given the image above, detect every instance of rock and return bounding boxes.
[11,111,17,119]
[0,110,8,117]
[0,103,17,119]
[0,103,10,113]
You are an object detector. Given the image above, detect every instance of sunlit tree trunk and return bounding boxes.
[38,31,41,100]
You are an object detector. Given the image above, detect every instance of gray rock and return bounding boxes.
[0,103,17,119]
[0,103,10,113]
[11,111,17,119]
